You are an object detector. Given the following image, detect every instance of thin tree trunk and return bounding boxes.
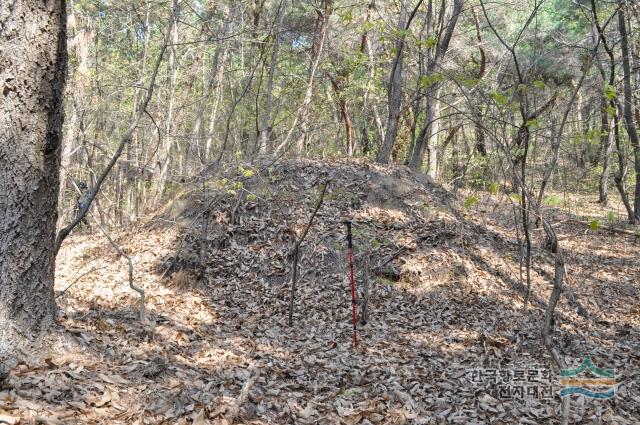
[60,97,78,225]
[472,7,487,157]
[155,1,180,203]
[189,6,233,167]
[330,77,354,156]
[408,0,463,170]
[204,56,227,160]
[377,0,410,163]
[295,0,332,156]
[360,1,383,154]
[427,95,441,178]
[59,1,94,226]
[364,31,385,149]
[56,18,172,253]
[591,0,631,216]
[273,1,332,157]
[599,97,614,204]
[617,5,640,222]
[258,0,285,154]
[410,86,438,172]
[612,112,635,220]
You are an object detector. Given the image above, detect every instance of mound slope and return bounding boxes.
[3,159,635,424]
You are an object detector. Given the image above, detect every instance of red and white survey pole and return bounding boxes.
[345,220,359,348]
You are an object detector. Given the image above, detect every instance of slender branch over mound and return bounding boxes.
[54,22,173,255]
[288,181,329,326]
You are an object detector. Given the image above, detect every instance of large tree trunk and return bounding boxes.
[0,0,67,353]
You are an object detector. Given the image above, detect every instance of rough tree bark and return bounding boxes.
[0,0,67,356]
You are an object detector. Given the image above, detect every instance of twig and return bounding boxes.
[288,181,329,326]
[359,257,370,326]
[92,217,145,322]
[56,266,101,299]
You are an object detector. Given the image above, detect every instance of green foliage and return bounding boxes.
[543,194,561,207]
[455,73,479,89]
[585,128,605,143]
[340,8,354,24]
[237,166,254,178]
[490,91,508,107]
[525,119,540,130]
[510,146,526,159]
[589,220,600,231]
[463,196,479,209]
[606,211,618,223]
[510,193,523,203]
[420,73,444,89]
[464,155,490,189]
[62,0,633,237]
[393,28,412,39]
[604,84,617,101]
[371,238,382,249]
[361,20,375,33]
[424,35,438,48]
[487,182,500,196]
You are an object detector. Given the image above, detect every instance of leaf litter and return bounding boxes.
[1,159,637,424]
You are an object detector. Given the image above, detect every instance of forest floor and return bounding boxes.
[1,159,638,424]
